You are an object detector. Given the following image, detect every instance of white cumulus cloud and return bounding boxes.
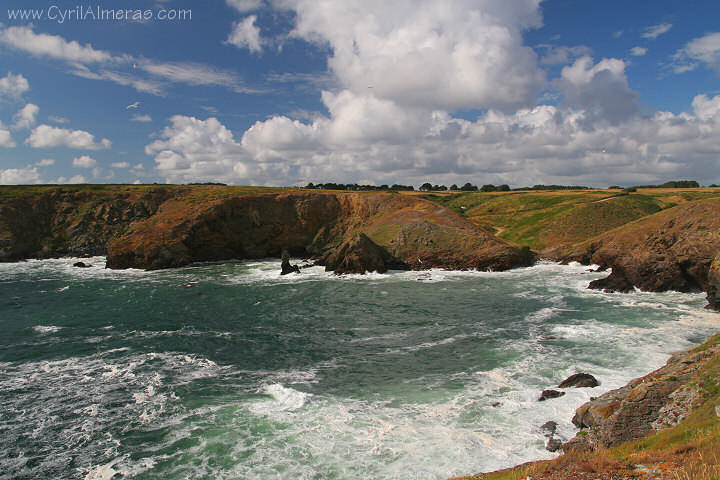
[111,161,130,168]
[630,46,648,56]
[0,166,40,184]
[0,122,16,147]
[0,25,114,64]
[226,15,264,53]
[26,125,111,149]
[12,103,39,130]
[279,0,544,111]
[72,155,97,168]
[36,158,55,166]
[0,71,29,100]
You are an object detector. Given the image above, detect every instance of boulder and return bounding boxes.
[558,373,599,388]
[538,390,566,402]
[320,233,409,274]
[540,421,558,436]
[546,437,563,452]
[73,261,92,268]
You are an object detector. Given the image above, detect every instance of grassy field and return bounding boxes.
[417,188,720,251]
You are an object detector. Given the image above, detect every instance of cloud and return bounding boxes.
[12,103,39,130]
[36,158,55,166]
[0,26,246,94]
[66,174,87,184]
[138,60,248,92]
[72,155,98,168]
[111,162,130,168]
[48,115,69,124]
[0,71,29,100]
[537,44,592,65]
[226,0,263,12]
[278,0,544,111]
[0,166,40,184]
[0,25,114,64]
[0,122,16,147]
[130,114,152,122]
[642,23,673,40]
[630,46,648,56]
[672,32,720,73]
[26,124,112,149]
[226,15,263,53]
[557,56,640,125]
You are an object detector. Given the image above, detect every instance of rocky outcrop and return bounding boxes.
[318,233,408,274]
[563,334,720,452]
[0,187,173,261]
[707,253,720,310]
[559,200,720,293]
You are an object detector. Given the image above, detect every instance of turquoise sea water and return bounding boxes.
[1,257,719,480]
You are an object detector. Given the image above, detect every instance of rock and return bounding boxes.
[280,249,301,275]
[73,261,92,268]
[320,233,409,274]
[540,421,558,436]
[707,253,720,310]
[558,373,599,388]
[546,437,563,452]
[564,337,720,451]
[538,390,566,401]
[559,201,720,294]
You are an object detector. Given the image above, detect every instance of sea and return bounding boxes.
[1,257,719,480]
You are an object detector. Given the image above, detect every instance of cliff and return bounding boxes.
[0,186,533,273]
[105,190,533,271]
[555,200,720,294]
[0,187,174,261]
[708,253,720,310]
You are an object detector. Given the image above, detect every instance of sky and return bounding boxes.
[0,0,719,188]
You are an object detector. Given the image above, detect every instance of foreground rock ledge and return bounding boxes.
[563,334,720,452]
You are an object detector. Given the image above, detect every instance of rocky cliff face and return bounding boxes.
[563,334,720,452]
[708,253,720,310]
[0,188,173,261]
[557,200,720,293]
[106,190,534,272]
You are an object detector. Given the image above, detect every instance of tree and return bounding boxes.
[497,184,510,191]
[460,182,478,191]
[450,184,459,191]
[480,184,497,192]
[419,182,433,192]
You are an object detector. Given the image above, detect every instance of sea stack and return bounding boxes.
[280,248,300,275]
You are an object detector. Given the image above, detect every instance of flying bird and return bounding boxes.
[133,62,138,69]
[126,101,141,109]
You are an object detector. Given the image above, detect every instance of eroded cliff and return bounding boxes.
[105,190,534,271]
[556,200,720,294]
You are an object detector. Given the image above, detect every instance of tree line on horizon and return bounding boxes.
[303,179,706,192]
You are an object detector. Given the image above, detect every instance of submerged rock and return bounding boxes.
[538,389,566,401]
[73,261,92,268]
[558,373,599,388]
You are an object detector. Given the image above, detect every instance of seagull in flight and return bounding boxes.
[133,62,138,69]
[126,101,141,109]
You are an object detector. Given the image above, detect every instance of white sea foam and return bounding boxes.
[32,325,62,334]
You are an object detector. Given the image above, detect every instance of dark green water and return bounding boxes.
[1,257,718,479]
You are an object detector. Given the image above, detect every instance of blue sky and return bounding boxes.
[1,0,719,187]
